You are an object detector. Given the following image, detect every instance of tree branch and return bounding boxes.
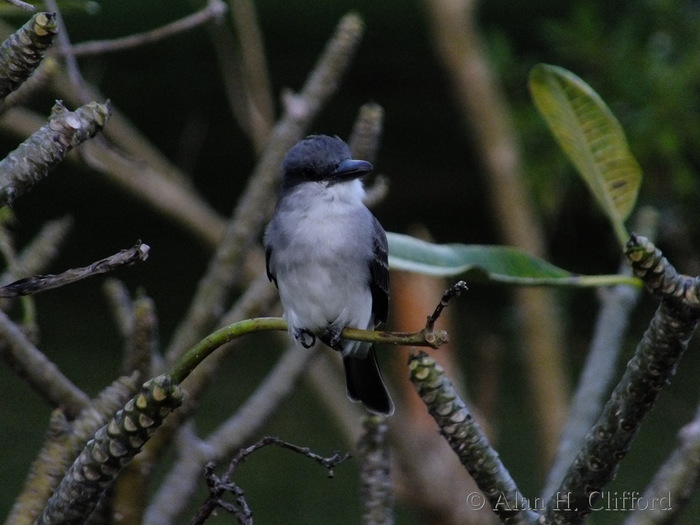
[409,351,539,525]
[0,241,149,297]
[56,0,227,57]
[169,317,448,385]
[0,308,89,419]
[543,235,700,525]
[0,100,110,206]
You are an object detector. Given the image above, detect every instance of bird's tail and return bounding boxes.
[343,347,394,416]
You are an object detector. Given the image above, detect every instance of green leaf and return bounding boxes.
[387,232,640,288]
[529,64,642,246]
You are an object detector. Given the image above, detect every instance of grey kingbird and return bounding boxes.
[264,134,393,415]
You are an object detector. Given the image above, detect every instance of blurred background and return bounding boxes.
[2,0,700,523]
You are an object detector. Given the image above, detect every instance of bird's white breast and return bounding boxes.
[267,179,375,356]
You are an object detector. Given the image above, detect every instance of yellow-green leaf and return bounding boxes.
[529,64,642,246]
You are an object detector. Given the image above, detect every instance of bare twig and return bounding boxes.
[0,308,89,419]
[227,0,275,150]
[57,0,227,57]
[145,342,316,525]
[0,241,149,297]
[425,280,468,332]
[44,1,88,102]
[189,437,351,525]
[3,0,35,12]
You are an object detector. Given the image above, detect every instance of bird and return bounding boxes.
[264,134,393,415]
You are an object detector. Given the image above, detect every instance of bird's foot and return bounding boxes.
[320,326,344,352]
[295,328,316,349]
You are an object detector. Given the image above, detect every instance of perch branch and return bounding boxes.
[169,317,448,385]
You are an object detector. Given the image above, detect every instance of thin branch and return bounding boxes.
[425,281,468,332]
[44,0,88,102]
[56,0,227,57]
[3,0,35,12]
[189,437,351,525]
[228,0,275,150]
[0,241,149,297]
[0,308,89,419]
[168,317,448,385]
[145,342,316,525]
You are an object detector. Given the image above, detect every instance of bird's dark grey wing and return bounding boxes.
[369,215,389,325]
[265,245,278,287]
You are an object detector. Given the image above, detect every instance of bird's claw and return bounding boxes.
[321,326,344,351]
[295,329,316,349]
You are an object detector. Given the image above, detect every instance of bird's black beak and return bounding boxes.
[332,159,373,182]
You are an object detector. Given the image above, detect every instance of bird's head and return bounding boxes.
[281,135,373,190]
